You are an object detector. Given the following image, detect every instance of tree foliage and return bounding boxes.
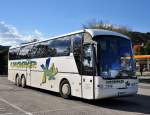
[144,41,150,54]
[83,20,131,37]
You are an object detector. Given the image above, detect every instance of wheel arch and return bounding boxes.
[21,74,26,79]
[16,73,19,78]
[15,73,19,82]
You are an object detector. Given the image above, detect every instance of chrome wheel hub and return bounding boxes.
[62,84,69,95]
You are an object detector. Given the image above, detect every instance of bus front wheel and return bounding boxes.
[60,80,71,99]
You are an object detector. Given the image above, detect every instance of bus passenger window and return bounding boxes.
[29,45,38,58]
[36,44,48,58]
[19,45,33,59]
[48,37,71,57]
[9,48,20,60]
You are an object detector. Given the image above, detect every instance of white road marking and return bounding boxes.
[0,107,5,112]
[0,98,33,115]
[0,113,12,115]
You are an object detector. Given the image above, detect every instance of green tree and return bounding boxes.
[83,20,131,37]
[144,41,150,55]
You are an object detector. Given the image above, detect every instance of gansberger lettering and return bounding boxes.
[10,61,37,68]
[106,80,124,84]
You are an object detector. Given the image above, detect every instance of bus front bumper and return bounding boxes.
[94,79,138,99]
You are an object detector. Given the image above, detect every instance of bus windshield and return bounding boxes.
[95,36,135,79]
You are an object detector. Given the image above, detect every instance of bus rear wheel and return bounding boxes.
[21,75,26,88]
[16,76,21,87]
[60,80,71,99]
[15,74,18,85]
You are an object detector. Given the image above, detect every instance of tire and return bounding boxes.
[60,80,71,99]
[15,75,18,85]
[16,76,21,87]
[21,75,26,88]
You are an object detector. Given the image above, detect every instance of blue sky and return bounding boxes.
[0,0,150,45]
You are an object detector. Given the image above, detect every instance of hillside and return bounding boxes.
[130,32,150,45]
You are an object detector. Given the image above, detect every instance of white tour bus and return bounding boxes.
[8,29,138,99]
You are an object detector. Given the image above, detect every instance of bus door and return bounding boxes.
[82,44,95,99]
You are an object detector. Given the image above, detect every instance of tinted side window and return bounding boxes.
[9,48,20,60]
[34,42,49,58]
[72,34,83,74]
[19,45,33,59]
[29,44,38,58]
[30,37,71,58]
[47,40,57,57]
[48,37,71,57]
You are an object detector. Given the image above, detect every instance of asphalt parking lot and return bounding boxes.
[0,76,150,115]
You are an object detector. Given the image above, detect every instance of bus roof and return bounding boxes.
[85,29,129,39]
[10,29,129,49]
